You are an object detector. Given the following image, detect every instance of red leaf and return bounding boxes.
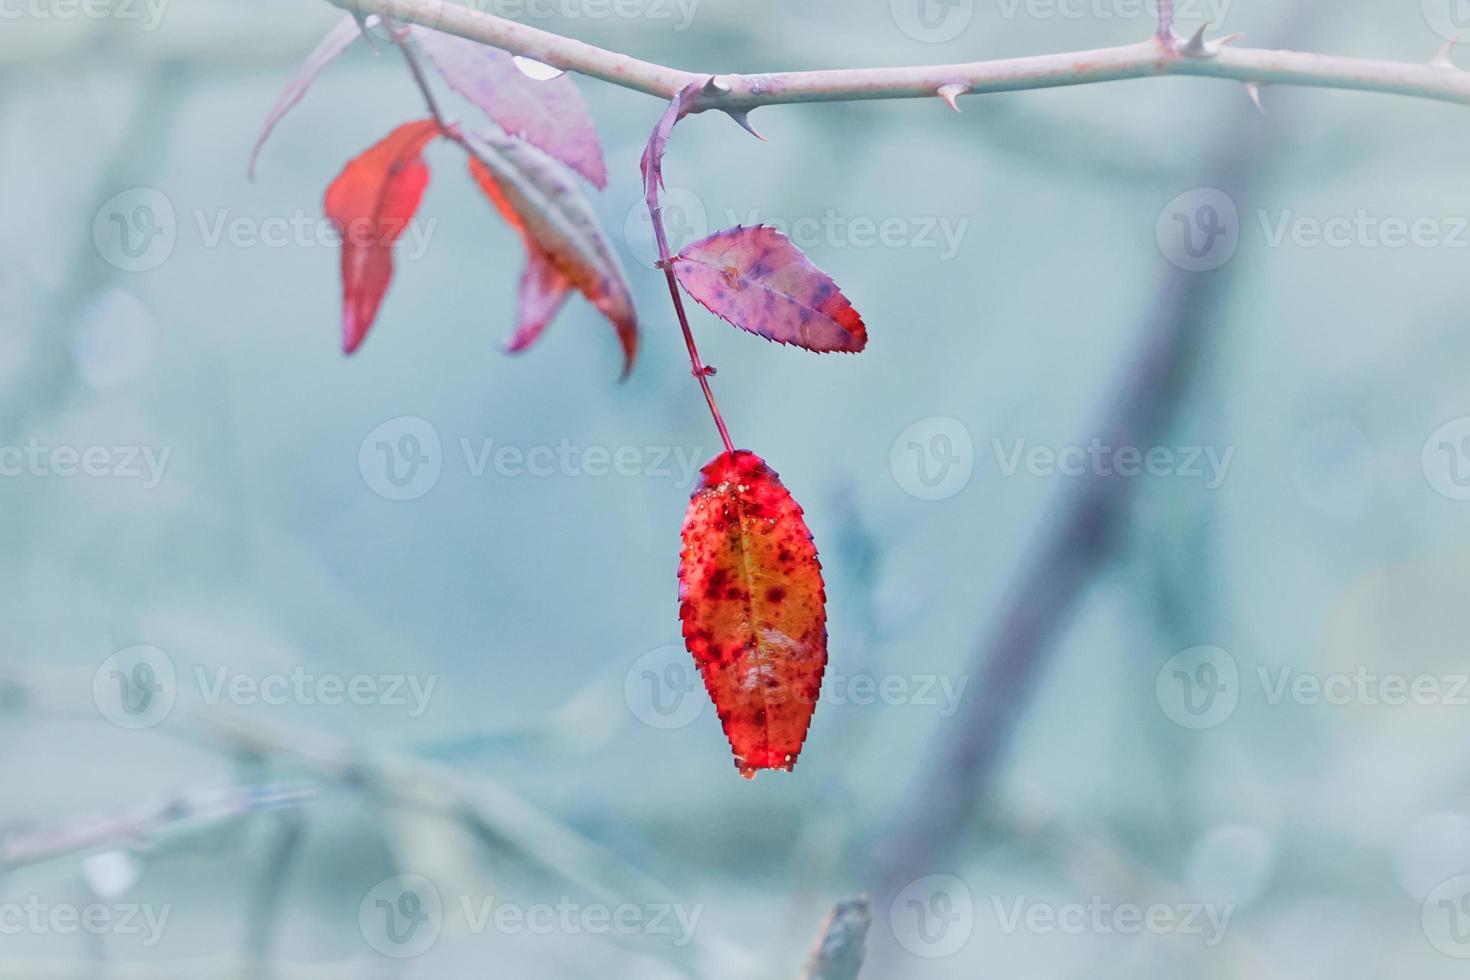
[323,119,442,354]
[508,247,573,353]
[418,32,608,189]
[464,133,637,376]
[250,15,362,179]
[672,225,867,353]
[679,450,828,777]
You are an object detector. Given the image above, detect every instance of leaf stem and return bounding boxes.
[394,30,451,131]
[650,214,734,454]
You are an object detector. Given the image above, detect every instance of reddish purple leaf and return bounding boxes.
[419,32,607,189]
[250,15,362,179]
[465,134,637,376]
[640,80,703,218]
[672,225,868,353]
[508,248,572,353]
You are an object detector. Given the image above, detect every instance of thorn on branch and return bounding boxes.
[724,109,765,141]
[1243,80,1265,113]
[1178,24,1244,59]
[702,75,732,94]
[1431,33,1463,69]
[937,83,967,113]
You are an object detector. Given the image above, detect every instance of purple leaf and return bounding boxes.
[250,15,363,179]
[419,32,607,189]
[507,248,572,353]
[672,225,867,353]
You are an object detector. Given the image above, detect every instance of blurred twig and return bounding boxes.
[801,898,871,980]
[868,9,1326,973]
[0,783,316,874]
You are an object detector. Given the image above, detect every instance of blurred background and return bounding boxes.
[5,0,1470,976]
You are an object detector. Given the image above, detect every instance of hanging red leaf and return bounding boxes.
[418,32,608,189]
[464,131,637,376]
[323,118,442,354]
[250,14,362,179]
[672,225,867,353]
[679,450,827,777]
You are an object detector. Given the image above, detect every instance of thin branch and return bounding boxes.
[0,784,315,873]
[336,0,1470,110]
[1156,0,1174,40]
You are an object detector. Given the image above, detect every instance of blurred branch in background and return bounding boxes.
[0,672,759,978]
[801,898,871,980]
[866,6,1328,972]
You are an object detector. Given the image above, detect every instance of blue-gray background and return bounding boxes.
[5,0,1470,976]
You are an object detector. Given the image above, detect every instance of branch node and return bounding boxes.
[937,83,967,113]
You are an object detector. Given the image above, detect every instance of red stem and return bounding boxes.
[649,199,735,455]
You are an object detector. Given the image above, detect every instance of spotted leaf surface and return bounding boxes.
[323,118,441,354]
[672,225,867,352]
[464,130,637,376]
[679,450,827,777]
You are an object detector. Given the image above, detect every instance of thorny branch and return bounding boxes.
[336,0,1470,112]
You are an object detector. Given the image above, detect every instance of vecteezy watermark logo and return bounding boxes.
[990,896,1233,946]
[624,646,970,729]
[1423,875,1470,957]
[1156,187,1240,272]
[351,1,444,41]
[890,875,974,958]
[625,644,706,730]
[722,209,971,260]
[93,188,176,273]
[193,667,438,718]
[990,438,1233,487]
[359,416,444,501]
[468,0,702,30]
[993,0,1231,24]
[1155,645,1239,730]
[1423,0,1470,42]
[623,188,709,269]
[0,0,169,31]
[0,440,172,487]
[93,645,177,730]
[359,875,702,954]
[358,417,707,500]
[890,417,975,500]
[0,898,172,946]
[360,875,443,958]
[891,0,975,42]
[1422,417,1470,501]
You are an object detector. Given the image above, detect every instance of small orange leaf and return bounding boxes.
[679,450,828,777]
[323,118,442,354]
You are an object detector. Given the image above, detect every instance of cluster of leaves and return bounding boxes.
[255,19,869,777]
